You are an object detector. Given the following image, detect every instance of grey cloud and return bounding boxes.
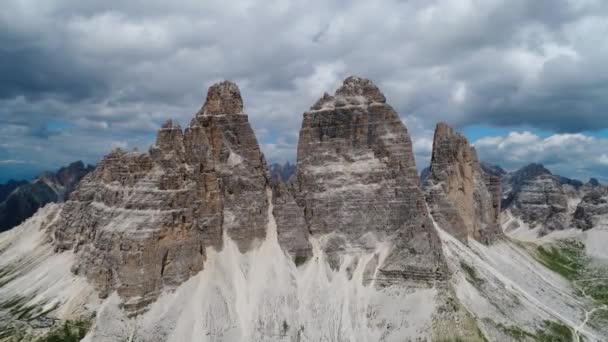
[1,0,608,181]
[474,132,608,182]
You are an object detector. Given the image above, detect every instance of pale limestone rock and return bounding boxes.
[52,81,268,314]
[283,76,445,285]
[424,123,502,244]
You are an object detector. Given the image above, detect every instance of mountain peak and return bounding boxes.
[335,75,386,103]
[425,122,502,244]
[517,163,552,176]
[310,76,386,110]
[199,80,243,115]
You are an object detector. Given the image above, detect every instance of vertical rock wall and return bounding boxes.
[424,123,502,244]
[52,81,269,314]
[278,76,445,284]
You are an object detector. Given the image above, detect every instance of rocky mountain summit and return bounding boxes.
[500,162,604,235]
[51,81,269,314]
[424,123,502,244]
[282,75,445,283]
[505,173,571,232]
[0,161,94,232]
[573,186,608,230]
[1,76,607,342]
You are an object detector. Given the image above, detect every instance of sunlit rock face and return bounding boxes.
[283,76,446,285]
[51,81,269,314]
[423,123,502,244]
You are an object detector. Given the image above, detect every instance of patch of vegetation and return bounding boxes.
[534,240,585,280]
[0,296,52,322]
[433,292,488,342]
[36,319,92,342]
[491,321,537,340]
[293,255,308,267]
[528,239,608,319]
[0,296,27,311]
[485,318,573,342]
[0,266,18,288]
[592,307,608,321]
[536,320,573,342]
[0,326,23,340]
[436,333,488,342]
[578,277,608,307]
[460,261,485,286]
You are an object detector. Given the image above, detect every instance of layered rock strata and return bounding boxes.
[423,123,502,244]
[280,76,445,285]
[51,81,269,313]
[506,174,570,232]
[501,163,552,203]
[573,187,608,230]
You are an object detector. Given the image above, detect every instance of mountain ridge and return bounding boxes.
[0,76,606,341]
[0,161,94,232]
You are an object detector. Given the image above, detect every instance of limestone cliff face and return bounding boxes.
[424,123,502,244]
[508,174,570,232]
[280,76,445,284]
[504,169,571,233]
[51,81,269,314]
[573,186,608,230]
[271,179,312,264]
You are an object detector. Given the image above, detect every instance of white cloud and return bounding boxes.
[474,131,608,182]
[0,160,35,165]
[1,0,608,181]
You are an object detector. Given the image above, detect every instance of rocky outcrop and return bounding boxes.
[271,180,312,264]
[498,163,597,233]
[0,161,94,232]
[51,81,269,314]
[199,80,244,115]
[501,163,552,203]
[573,187,608,230]
[507,174,570,232]
[284,76,445,284]
[423,123,502,244]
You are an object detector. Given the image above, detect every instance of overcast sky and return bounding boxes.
[1,0,608,182]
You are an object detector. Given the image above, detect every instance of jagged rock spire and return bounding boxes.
[53,79,268,314]
[287,74,445,284]
[310,76,386,110]
[425,122,502,244]
[199,80,243,115]
[335,75,386,103]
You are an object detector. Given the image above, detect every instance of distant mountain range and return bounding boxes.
[0,161,94,232]
[0,179,28,203]
[269,161,296,183]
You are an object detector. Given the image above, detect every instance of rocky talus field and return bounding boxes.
[0,77,607,342]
